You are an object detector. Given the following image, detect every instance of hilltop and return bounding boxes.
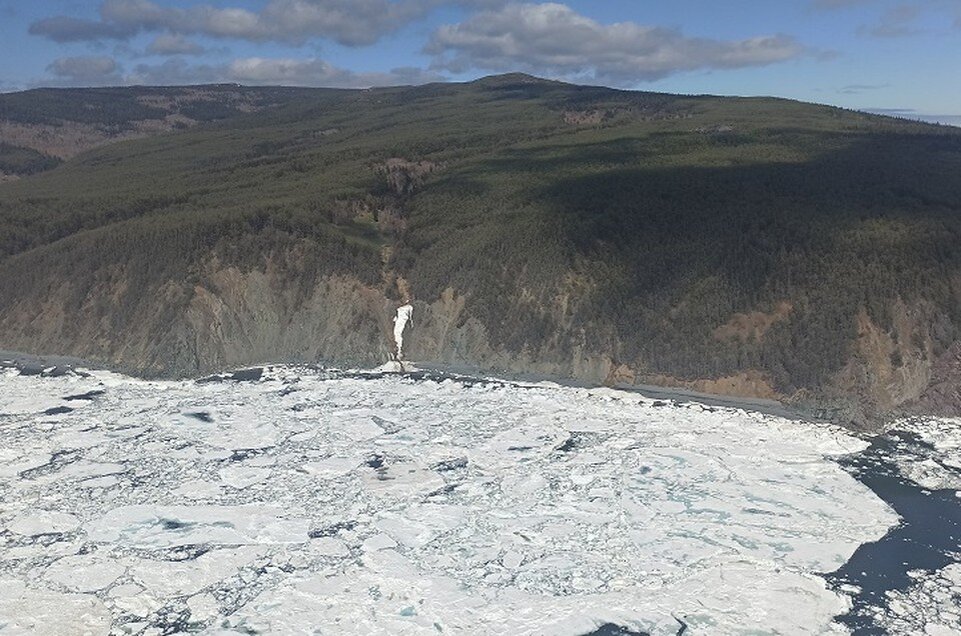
[1,74,959,423]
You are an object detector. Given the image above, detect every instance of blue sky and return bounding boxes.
[2,0,959,122]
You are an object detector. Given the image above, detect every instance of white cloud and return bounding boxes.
[810,0,874,9]
[838,82,888,94]
[146,34,205,55]
[256,0,439,46]
[126,57,444,87]
[426,3,804,84]
[859,4,923,37]
[811,0,953,37]
[45,56,124,85]
[29,15,136,42]
[31,0,508,47]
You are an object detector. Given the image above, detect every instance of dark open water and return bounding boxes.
[827,430,961,634]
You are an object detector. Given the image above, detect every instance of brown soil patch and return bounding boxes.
[713,301,793,343]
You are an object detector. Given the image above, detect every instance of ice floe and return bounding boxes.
[889,418,961,491]
[864,564,961,634]
[0,580,111,636]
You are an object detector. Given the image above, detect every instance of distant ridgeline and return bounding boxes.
[0,85,320,176]
[1,74,959,424]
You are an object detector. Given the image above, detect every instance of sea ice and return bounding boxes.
[864,564,961,634]
[0,580,111,636]
[86,505,309,547]
[7,511,80,536]
[0,365,929,635]
[42,554,127,592]
[889,418,961,490]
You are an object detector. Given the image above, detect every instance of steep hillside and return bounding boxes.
[1,74,959,423]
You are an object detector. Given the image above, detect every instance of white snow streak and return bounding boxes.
[393,303,413,360]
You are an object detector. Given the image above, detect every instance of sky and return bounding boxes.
[1,0,959,122]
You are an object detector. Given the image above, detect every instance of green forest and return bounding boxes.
[1,74,959,405]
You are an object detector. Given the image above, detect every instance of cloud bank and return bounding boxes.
[30,0,506,47]
[47,56,123,84]
[426,3,804,83]
[43,54,444,88]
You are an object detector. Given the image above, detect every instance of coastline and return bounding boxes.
[414,361,813,424]
[2,348,839,427]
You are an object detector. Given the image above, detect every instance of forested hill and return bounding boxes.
[1,73,959,424]
[0,85,322,178]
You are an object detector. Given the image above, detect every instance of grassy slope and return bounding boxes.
[0,74,959,408]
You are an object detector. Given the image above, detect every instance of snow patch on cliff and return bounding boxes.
[393,303,413,360]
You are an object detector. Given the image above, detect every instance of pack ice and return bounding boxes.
[0,365,902,635]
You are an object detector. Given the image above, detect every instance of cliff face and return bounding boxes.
[1,248,953,425]
[909,342,961,417]
[0,251,391,377]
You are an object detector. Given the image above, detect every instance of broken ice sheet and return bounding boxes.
[0,365,930,635]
